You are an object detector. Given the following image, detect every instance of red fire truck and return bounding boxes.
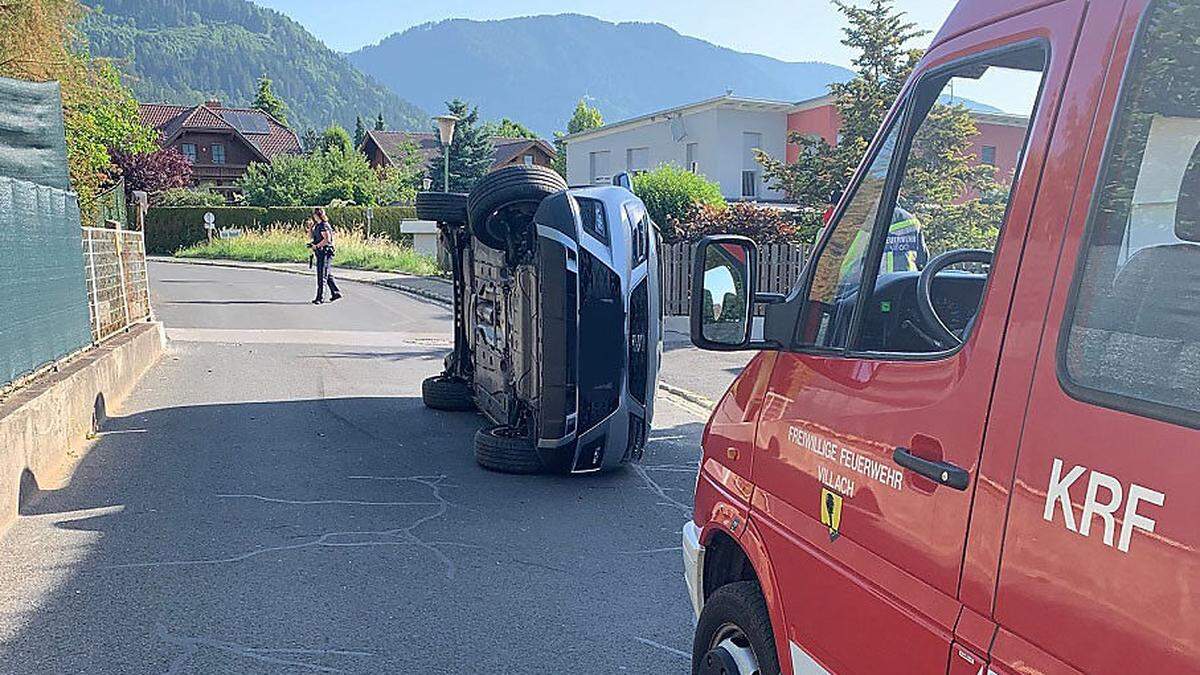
[683,0,1199,673]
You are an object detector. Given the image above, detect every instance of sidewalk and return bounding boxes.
[149,256,455,305]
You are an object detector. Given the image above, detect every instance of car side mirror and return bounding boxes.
[690,235,777,351]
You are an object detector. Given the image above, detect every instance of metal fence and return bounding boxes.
[82,227,152,343]
[660,241,808,316]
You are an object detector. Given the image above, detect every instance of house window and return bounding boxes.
[626,147,650,173]
[741,171,758,199]
[742,132,763,198]
[981,145,997,166]
[686,143,698,172]
[589,150,611,184]
[180,143,197,163]
[523,154,534,167]
[211,144,226,165]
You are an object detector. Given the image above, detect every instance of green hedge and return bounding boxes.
[142,205,419,254]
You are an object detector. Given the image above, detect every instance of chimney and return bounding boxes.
[205,98,222,109]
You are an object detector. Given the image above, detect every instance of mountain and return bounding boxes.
[347,14,856,137]
[79,0,427,135]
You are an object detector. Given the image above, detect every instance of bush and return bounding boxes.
[672,202,823,244]
[155,187,226,207]
[175,226,440,275]
[142,205,418,254]
[633,165,726,239]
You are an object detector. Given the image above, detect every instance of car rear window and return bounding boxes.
[1060,0,1200,427]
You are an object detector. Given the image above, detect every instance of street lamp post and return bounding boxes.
[433,114,458,192]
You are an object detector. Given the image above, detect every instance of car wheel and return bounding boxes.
[416,191,469,225]
[467,165,566,250]
[473,425,544,474]
[421,375,475,411]
[692,581,781,675]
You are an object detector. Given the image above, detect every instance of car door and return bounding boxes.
[746,4,1086,673]
[992,1,1200,672]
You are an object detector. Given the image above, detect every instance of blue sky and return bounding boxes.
[254,0,959,64]
[253,0,1037,114]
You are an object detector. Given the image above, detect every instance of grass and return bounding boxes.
[174,226,442,276]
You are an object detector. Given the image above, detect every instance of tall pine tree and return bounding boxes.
[375,113,386,131]
[429,100,493,192]
[252,76,289,125]
[354,115,366,149]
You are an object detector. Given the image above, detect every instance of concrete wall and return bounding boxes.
[566,105,787,201]
[0,322,165,530]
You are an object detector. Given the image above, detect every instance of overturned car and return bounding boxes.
[417,166,662,475]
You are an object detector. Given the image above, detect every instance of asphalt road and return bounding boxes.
[0,262,724,674]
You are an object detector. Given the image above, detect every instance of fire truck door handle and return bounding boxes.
[892,448,970,491]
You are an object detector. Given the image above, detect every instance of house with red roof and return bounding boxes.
[359,130,556,174]
[138,99,302,200]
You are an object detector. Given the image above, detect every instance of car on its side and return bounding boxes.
[417,166,663,475]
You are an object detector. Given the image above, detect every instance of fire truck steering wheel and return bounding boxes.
[916,248,994,349]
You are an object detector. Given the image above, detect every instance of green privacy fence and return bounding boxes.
[0,177,93,387]
[0,78,93,388]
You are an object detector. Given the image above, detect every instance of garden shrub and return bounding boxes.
[632,165,726,239]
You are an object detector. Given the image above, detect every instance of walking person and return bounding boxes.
[308,207,341,304]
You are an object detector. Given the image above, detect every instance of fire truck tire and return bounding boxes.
[421,375,475,411]
[474,425,544,474]
[415,191,469,225]
[467,165,566,250]
[692,581,781,675]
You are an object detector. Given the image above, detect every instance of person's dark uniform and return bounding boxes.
[311,219,341,304]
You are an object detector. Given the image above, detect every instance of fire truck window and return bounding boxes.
[854,45,1047,354]
[1063,0,1200,424]
[797,124,902,349]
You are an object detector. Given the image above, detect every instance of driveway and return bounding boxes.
[0,262,715,674]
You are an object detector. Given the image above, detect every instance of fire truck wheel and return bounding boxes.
[415,191,469,225]
[692,581,780,675]
[474,425,544,474]
[421,375,475,411]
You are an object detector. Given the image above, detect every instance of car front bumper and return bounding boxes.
[683,520,705,619]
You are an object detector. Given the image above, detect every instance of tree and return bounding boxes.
[374,113,385,131]
[300,127,320,153]
[428,100,493,192]
[354,115,366,149]
[486,118,538,139]
[552,99,603,176]
[251,75,289,124]
[319,124,354,154]
[110,146,192,196]
[0,0,155,214]
[239,135,422,207]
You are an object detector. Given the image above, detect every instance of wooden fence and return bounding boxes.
[659,241,808,316]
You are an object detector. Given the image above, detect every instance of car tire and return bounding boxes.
[692,581,781,675]
[467,165,566,250]
[473,425,544,474]
[415,191,468,225]
[421,375,475,411]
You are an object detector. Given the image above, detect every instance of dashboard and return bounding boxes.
[841,271,988,352]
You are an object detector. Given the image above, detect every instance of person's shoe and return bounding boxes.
[330,293,342,302]
[312,298,324,305]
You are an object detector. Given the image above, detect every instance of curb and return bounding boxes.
[658,381,717,413]
[152,256,716,416]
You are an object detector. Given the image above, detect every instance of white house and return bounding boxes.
[562,94,793,202]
